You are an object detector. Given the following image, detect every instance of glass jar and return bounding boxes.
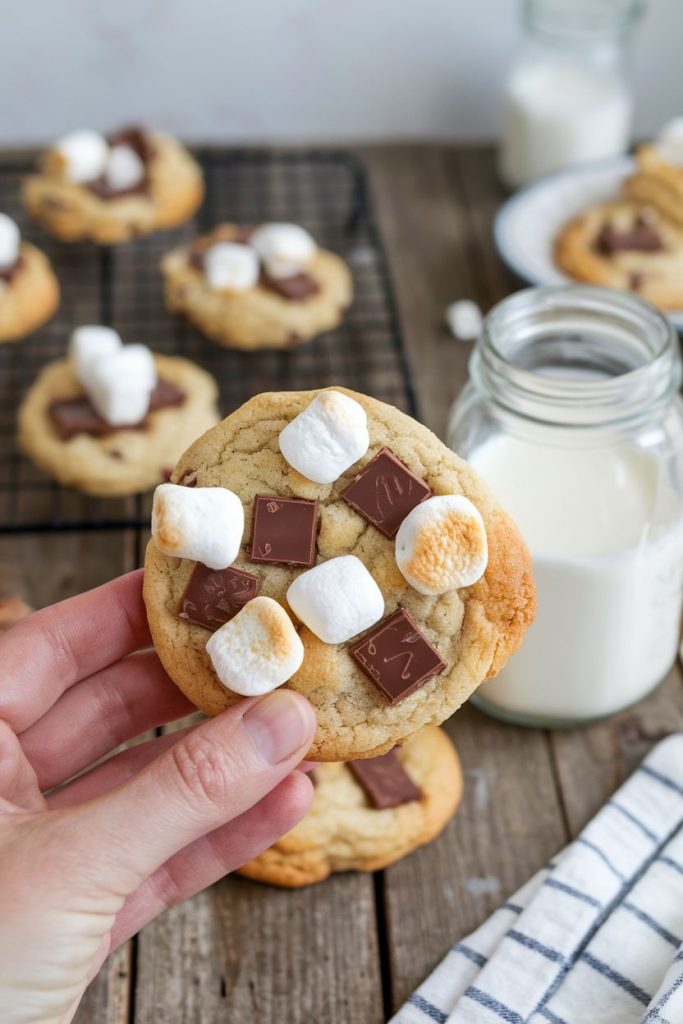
[448,286,683,728]
[499,0,642,188]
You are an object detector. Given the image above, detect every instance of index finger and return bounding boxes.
[0,569,151,732]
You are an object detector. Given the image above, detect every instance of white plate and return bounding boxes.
[493,157,683,331]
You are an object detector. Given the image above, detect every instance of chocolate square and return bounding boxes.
[342,447,432,539]
[261,271,320,301]
[349,608,446,705]
[249,495,319,567]
[178,563,260,631]
[349,748,422,808]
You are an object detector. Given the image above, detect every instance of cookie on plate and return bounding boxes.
[162,223,352,350]
[18,326,219,496]
[23,125,203,244]
[143,388,535,761]
[239,725,461,887]
[0,213,59,342]
[555,200,683,309]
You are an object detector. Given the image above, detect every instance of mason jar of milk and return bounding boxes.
[500,0,642,188]
[448,286,683,727]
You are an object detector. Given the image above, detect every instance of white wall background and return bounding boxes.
[0,0,680,144]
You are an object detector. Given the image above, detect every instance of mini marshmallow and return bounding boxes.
[69,325,122,388]
[655,118,683,167]
[54,130,108,183]
[104,144,145,191]
[279,391,369,485]
[151,483,244,570]
[204,242,259,292]
[395,494,488,596]
[0,214,20,270]
[286,555,384,645]
[206,596,304,696]
[445,300,483,342]
[250,223,316,279]
[86,345,157,426]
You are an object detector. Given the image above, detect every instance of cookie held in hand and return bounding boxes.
[161,223,352,350]
[238,726,462,887]
[143,388,535,761]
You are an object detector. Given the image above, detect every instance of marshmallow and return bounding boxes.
[655,118,683,167]
[445,300,483,342]
[204,242,259,292]
[86,345,157,426]
[54,130,108,183]
[395,494,488,596]
[151,483,245,570]
[206,596,304,696]
[250,223,316,279]
[104,144,145,191]
[69,325,122,388]
[279,391,369,485]
[0,214,20,270]
[286,555,384,645]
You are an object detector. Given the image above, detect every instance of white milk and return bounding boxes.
[500,61,631,188]
[470,434,683,722]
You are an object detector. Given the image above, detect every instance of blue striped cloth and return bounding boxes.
[391,735,683,1024]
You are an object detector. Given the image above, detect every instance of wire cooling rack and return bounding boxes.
[0,149,415,532]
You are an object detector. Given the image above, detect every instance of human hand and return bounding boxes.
[0,569,316,1024]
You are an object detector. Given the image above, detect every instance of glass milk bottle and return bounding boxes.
[448,286,683,727]
[499,0,642,188]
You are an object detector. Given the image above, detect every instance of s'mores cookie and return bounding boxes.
[0,213,59,342]
[239,726,462,887]
[23,126,203,244]
[162,223,352,350]
[143,388,535,761]
[18,326,219,496]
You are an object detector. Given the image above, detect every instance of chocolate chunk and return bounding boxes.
[261,270,320,301]
[349,607,446,705]
[349,748,422,808]
[249,495,319,567]
[179,563,260,631]
[629,271,646,291]
[108,449,123,460]
[595,217,664,255]
[342,447,432,539]
[0,254,23,283]
[49,378,185,440]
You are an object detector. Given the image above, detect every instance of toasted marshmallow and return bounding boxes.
[0,214,20,270]
[86,345,157,426]
[445,300,482,342]
[286,555,384,645]
[655,118,683,167]
[69,325,122,388]
[104,144,145,192]
[206,596,304,696]
[54,130,108,183]
[250,223,316,279]
[395,494,488,595]
[204,242,259,292]
[279,391,369,485]
[151,483,245,570]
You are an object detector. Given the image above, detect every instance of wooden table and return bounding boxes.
[5,145,682,1023]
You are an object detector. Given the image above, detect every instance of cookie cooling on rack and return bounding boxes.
[239,726,461,887]
[23,125,203,244]
[0,213,59,342]
[18,326,219,496]
[143,388,535,761]
[162,223,352,350]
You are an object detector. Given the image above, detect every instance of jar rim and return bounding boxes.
[523,0,644,40]
[473,286,681,429]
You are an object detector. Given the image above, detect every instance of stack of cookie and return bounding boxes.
[555,119,683,310]
[144,388,535,885]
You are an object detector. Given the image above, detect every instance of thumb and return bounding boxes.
[65,689,315,887]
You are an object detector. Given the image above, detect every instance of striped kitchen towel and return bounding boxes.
[391,735,683,1024]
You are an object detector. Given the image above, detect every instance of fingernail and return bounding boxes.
[242,690,313,764]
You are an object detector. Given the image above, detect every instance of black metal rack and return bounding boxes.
[0,149,416,533]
